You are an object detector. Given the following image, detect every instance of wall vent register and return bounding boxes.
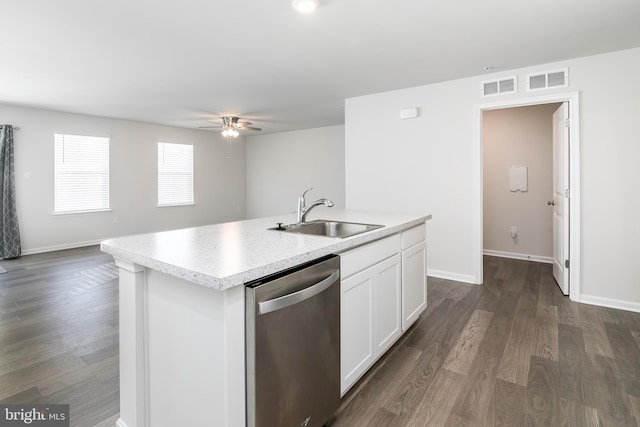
[527,68,569,91]
[481,76,517,97]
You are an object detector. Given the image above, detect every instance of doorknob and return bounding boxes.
[547,200,555,206]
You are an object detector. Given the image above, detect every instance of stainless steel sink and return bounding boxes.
[269,219,384,238]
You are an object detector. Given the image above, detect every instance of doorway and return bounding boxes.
[482,102,568,294]
[474,92,581,301]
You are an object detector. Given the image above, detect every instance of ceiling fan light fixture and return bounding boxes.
[292,0,319,13]
[221,129,239,138]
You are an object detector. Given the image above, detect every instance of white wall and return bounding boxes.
[346,47,640,310]
[346,77,480,283]
[483,103,559,261]
[1,104,246,254]
[245,125,345,218]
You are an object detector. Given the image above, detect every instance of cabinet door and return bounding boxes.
[402,241,427,331]
[373,254,402,356]
[340,269,374,395]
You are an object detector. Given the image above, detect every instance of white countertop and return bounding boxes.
[100,209,431,290]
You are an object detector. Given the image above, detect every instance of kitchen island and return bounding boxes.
[101,210,431,427]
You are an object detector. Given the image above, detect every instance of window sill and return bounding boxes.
[157,203,196,208]
[53,209,113,216]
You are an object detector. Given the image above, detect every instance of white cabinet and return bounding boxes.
[340,268,374,394]
[401,224,427,330]
[374,255,402,353]
[340,235,401,395]
[340,223,427,395]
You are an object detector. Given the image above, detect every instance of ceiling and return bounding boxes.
[2,0,640,135]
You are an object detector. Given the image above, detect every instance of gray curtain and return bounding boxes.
[0,125,21,259]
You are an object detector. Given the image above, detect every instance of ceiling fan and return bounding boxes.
[199,116,262,137]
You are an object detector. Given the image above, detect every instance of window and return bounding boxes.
[158,142,194,207]
[54,133,110,214]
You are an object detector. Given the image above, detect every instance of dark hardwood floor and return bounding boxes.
[0,246,119,427]
[2,248,640,426]
[334,256,640,427]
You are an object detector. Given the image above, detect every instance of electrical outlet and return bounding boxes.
[113,216,119,224]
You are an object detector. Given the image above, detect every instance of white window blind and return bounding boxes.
[54,133,110,214]
[158,142,194,207]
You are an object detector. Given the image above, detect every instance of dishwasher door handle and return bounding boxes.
[258,270,340,315]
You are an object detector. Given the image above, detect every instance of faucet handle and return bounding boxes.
[301,187,314,199]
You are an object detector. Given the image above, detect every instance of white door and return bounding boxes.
[373,254,402,355]
[401,241,426,330]
[340,270,374,395]
[552,102,570,295]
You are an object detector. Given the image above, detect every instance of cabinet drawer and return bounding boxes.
[340,234,401,279]
[401,223,426,250]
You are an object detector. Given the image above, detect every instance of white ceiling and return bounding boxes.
[2,0,640,134]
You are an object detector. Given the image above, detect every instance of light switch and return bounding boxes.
[24,172,30,181]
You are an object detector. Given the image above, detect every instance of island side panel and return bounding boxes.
[116,259,148,427]
[145,269,246,427]
[223,283,246,426]
[116,259,246,427]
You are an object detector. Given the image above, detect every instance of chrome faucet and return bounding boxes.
[297,187,334,224]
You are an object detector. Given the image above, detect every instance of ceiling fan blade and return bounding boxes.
[202,116,260,131]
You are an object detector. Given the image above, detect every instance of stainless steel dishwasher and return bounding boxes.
[246,255,340,427]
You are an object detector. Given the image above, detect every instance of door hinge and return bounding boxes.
[564,189,570,198]
[565,259,570,269]
[564,118,570,128]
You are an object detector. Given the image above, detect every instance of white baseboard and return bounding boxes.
[483,249,553,264]
[578,294,640,314]
[20,239,104,256]
[115,419,128,427]
[427,269,478,285]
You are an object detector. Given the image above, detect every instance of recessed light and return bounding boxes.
[292,0,319,13]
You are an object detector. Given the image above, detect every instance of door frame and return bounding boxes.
[474,91,581,301]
